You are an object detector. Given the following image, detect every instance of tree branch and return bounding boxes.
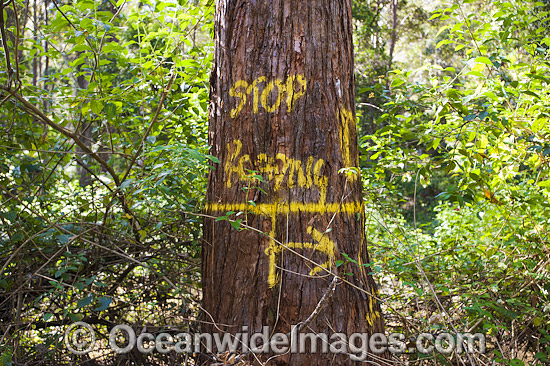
[0,0,14,84]
[0,86,121,187]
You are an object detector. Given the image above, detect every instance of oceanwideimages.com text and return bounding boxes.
[65,322,486,359]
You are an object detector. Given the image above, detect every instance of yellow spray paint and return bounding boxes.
[224,139,252,187]
[207,201,363,288]
[224,140,327,203]
[266,212,279,287]
[365,288,381,326]
[313,159,328,205]
[266,225,335,288]
[218,97,368,287]
[338,107,359,182]
[246,76,267,114]
[229,75,307,118]
[229,80,249,118]
[285,74,307,112]
[260,79,285,113]
[206,201,363,216]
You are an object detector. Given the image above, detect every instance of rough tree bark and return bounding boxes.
[202,1,388,365]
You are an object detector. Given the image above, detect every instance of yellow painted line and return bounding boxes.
[265,225,336,288]
[206,202,363,216]
[338,107,359,183]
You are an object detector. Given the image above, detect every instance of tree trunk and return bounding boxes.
[202,1,388,365]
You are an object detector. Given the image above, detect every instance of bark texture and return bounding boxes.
[202,1,388,365]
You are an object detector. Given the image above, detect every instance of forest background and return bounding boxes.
[0,0,549,364]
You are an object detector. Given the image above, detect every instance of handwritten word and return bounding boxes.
[229,75,307,118]
[266,225,335,286]
[224,140,328,204]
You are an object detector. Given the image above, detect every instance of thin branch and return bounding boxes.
[0,0,14,84]
[0,86,121,187]
[120,71,177,184]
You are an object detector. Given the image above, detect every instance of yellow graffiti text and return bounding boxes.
[224,140,328,204]
[229,75,307,118]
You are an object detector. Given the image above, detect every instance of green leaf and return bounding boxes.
[49,280,64,290]
[230,219,242,231]
[390,78,405,88]
[54,269,65,278]
[77,295,94,309]
[526,73,550,83]
[370,151,382,160]
[94,296,112,311]
[466,71,486,78]
[80,18,94,32]
[436,39,452,48]
[120,179,134,190]
[68,313,82,322]
[56,234,71,244]
[522,90,540,99]
[11,232,23,242]
[90,100,104,114]
[72,44,91,53]
[4,211,17,221]
[464,113,477,121]
[341,253,357,264]
[104,102,117,119]
[475,56,493,66]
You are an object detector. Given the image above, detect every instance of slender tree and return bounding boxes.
[202,1,388,364]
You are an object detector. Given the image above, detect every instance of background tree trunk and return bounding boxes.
[202,1,388,364]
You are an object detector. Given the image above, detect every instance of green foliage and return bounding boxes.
[359,0,550,363]
[0,0,213,363]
